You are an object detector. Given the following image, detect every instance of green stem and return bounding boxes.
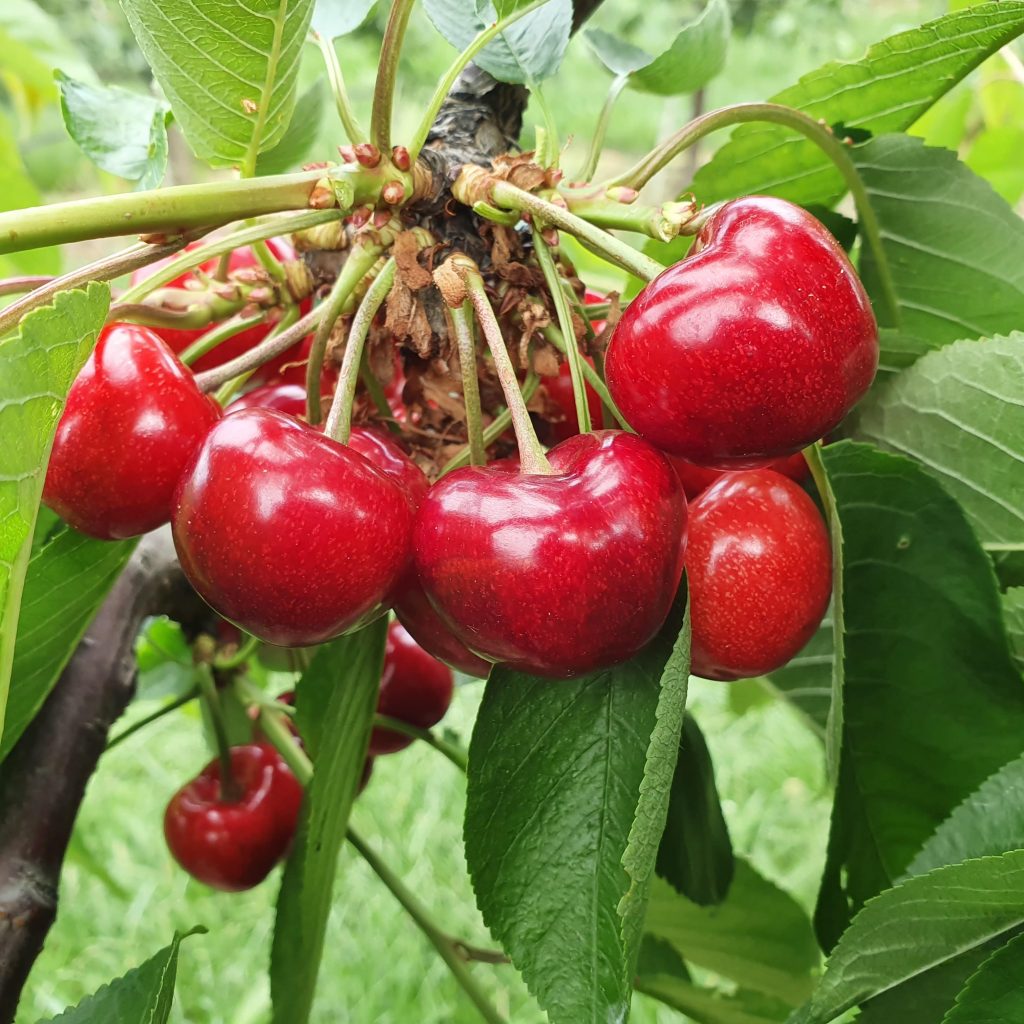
[0,170,328,255]
[312,31,367,144]
[461,267,552,475]
[601,101,899,325]
[532,230,591,433]
[360,358,402,434]
[326,259,397,442]
[489,180,664,282]
[213,633,260,671]
[212,305,300,404]
[374,714,468,772]
[561,195,696,241]
[408,0,557,160]
[530,83,560,168]
[440,372,540,475]
[180,313,267,366]
[576,74,628,181]
[251,239,287,281]
[540,323,629,430]
[449,302,486,466]
[347,828,508,1024]
[371,0,416,153]
[240,0,290,179]
[105,687,200,751]
[197,664,241,802]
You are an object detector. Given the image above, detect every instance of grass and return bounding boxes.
[17,674,830,1024]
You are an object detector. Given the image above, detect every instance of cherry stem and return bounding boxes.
[250,694,510,1023]
[326,259,397,443]
[0,275,54,297]
[408,0,558,161]
[374,714,469,772]
[562,194,697,242]
[0,234,204,338]
[213,633,260,671]
[532,230,591,434]
[460,268,552,475]
[577,74,628,182]
[251,239,287,282]
[308,240,391,424]
[312,31,367,144]
[440,372,540,476]
[449,302,487,467]
[105,687,200,751]
[371,0,416,154]
[360,358,402,434]
[179,313,268,367]
[601,100,899,325]
[540,323,629,430]
[489,180,664,283]
[197,664,241,803]
[195,305,323,392]
[217,306,302,405]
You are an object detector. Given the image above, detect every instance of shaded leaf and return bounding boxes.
[256,80,326,175]
[763,610,832,736]
[311,0,377,39]
[942,932,1024,1024]
[636,976,791,1024]
[586,28,651,76]
[1004,589,1024,673]
[135,615,196,702]
[630,0,730,96]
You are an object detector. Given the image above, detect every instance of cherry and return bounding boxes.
[543,358,604,442]
[395,584,492,678]
[413,430,687,678]
[43,323,221,540]
[668,450,810,501]
[130,238,310,379]
[369,621,455,755]
[163,743,302,891]
[687,469,831,680]
[171,408,415,647]
[229,382,310,416]
[605,196,878,467]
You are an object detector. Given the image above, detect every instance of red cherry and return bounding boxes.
[395,584,492,678]
[271,334,338,390]
[368,621,455,755]
[687,469,831,680]
[413,430,687,678]
[43,323,221,540]
[347,426,429,510]
[543,357,604,442]
[668,450,811,501]
[130,238,310,379]
[171,408,415,647]
[163,744,302,891]
[605,197,878,467]
[229,382,309,416]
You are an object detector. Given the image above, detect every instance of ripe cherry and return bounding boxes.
[369,621,455,755]
[605,196,878,466]
[229,382,310,416]
[413,430,687,678]
[687,469,831,680]
[43,323,221,540]
[668,450,810,501]
[395,585,492,678]
[172,408,415,647]
[163,743,302,891]
[543,358,604,442]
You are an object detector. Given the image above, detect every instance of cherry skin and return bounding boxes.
[394,584,493,678]
[43,323,221,540]
[543,358,604,442]
[413,430,688,678]
[171,408,415,647]
[605,196,878,467]
[163,743,302,891]
[369,621,455,755]
[228,382,310,416]
[687,469,831,681]
[668,450,810,501]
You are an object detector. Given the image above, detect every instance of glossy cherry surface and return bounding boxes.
[413,430,687,678]
[43,323,221,540]
[369,621,455,755]
[543,357,604,442]
[687,469,831,680]
[395,584,492,678]
[172,408,414,647]
[605,196,878,466]
[163,743,302,891]
[668,450,809,501]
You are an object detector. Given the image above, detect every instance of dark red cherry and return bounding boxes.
[171,408,415,647]
[229,382,309,416]
[605,196,878,466]
[43,323,221,540]
[163,743,302,891]
[395,584,492,678]
[687,469,831,680]
[368,621,455,755]
[668,450,810,501]
[347,427,429,510]
[413,430,687,678]
[543,357,604,442]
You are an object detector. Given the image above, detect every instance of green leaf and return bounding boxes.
[853,136,1024,349]
[1003,589,1024,673]
[656,714,733,905]
[119,0,314,168]
[813,442,1024,946]
[464,600,690,1024]
[56,71,171,189]
[856,334,1024,547]
[763,610,832,736]
[37,927,203,1023]
[0,283,109,741]
[687,2,1024,212]
[269,618,388,1024]
[942,932,1024,1024]
[794,851,1024,1024]
[0,528,135,763]
[644,860,818,1005]
[630,0,730,96]
[255,80,325,175]
[637,976,792,1024]
[311,0,378,39]
[423,0,572,85]
[135,615,196,702]
[586,29,651,76]
[967,126,1024,206]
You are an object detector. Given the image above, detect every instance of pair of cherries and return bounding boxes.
[165,619,455,891]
